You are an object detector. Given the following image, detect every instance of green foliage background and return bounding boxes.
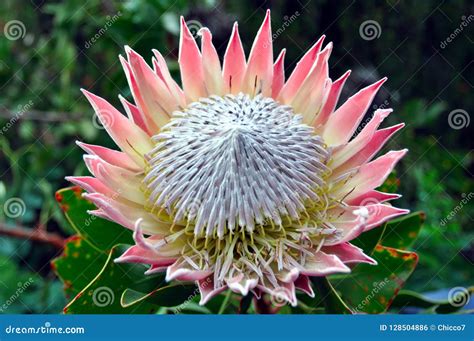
[0,0,472,313]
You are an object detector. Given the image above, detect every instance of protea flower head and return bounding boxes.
[67,10,408,306]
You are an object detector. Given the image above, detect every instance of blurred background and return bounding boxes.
[0,0,472,313]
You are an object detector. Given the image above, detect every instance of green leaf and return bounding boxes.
[377,172,399,193]
[56,187,133,251]
[390,287,473,314]
[64,245,163,314]
[121,284,196,308]
[351,224,386,255]
[330,245,418,314]
[52,235,107,298]
[0,255,41,313]
[203,291,240,314]
[380,211,424,250]
[312,277,353,314]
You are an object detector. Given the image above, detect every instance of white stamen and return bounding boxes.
[144,93,330,237]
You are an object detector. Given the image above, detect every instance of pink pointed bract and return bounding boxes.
[67,10,408,306]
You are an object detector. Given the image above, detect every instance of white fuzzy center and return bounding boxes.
[144,94,330,238]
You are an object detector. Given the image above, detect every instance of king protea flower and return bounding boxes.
[67,10,408,306]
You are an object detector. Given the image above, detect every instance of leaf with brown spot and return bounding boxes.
[56,187,133,251]
[380,211,424,250]
[329,245,418,314]
[64,245,165,314]
[52,235,107,298]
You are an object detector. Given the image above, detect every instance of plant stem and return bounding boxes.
[218,289,232,314]
[0,223,65,249]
